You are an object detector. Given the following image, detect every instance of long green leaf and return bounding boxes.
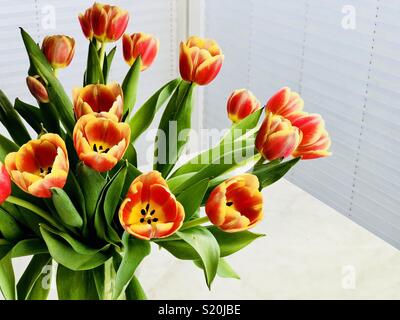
[51,188,83,228]
[208,226,265,257]
[85,41,104,85]
[0,207,24,240]
[64,172,87,230]
[154,81,195,177]
[177,179,209,221]
[252,157,301,189]
[26,258,52,300]
[122,56,141,114]
[130,78,181,142]
[125,275,147,300]
[40,225,109,271]
[176,226,220,288]
[14,99,42,133]
[56,264,100,300]
[194,257,240,280]
[104,163,127,224]
[0,134,18,162]
[38,102,60,134]
[103,46,116,83]
[112,232,150,299]
[0,90,30,145]
[0,253,15,300]
[17,253,52,300]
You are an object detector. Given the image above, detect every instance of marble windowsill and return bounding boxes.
[9,178,400,299]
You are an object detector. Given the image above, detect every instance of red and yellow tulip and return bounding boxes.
[122,32,159,71]
[255,112,302,161]
[79,3,129,43]
[41,35,75,70]
[266,87,304,118]
[26,75,49,103]
[0,162,11,204]
[289,112,332,159]
[4,134,69,198]
[205,174,263,232]
[179,36,224,85]
[227,89,260,123]
[73,113,130,172]
[73,83,123,121]
[119,171,185,240]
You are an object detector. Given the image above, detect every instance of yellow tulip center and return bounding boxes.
[92,143,110,154]
[139,203,159,225]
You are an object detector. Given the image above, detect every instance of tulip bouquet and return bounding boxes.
[0,2,331,300]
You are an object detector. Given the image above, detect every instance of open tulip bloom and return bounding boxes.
[0,2,331,300]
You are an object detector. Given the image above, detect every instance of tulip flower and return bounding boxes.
[227,89,260,123]
[289,112,332,160]
[41,35,75,70]
[73,113,130,172]
[205,174,263,232]
[179,36,224,85]
[119,171,185,240]
[266,87,304,118]
[122,32,159,71]
[26,75,49,103]
[0,162,11,204]
[78,3,129,43]
[255,112,302,161]
[73,83,123,121]
[4,134,69,198]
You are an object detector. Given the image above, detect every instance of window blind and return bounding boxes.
[203,0,400,248]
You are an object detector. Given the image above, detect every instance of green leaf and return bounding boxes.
[40,225,109,271]
[51,188,83,228]
[11,238,48,258]
[104,163,127,224]
[208,226,265,257]
[216,258,240,279]
[26,258,52,300]
[38,102,61,134]
[14,99,43,134]
[0,134,18,161]
[122,56,141,114]
[124,143,137,167]
[0,90,31,145]
[177,179,209,221]
[28,53,75,135]
[77,163,106,221]
[125,275,147,300]
[130,78,181,143]
[252,157,301,189]
[0,207,24,240]
[122,163,142,196]
[176,226,220,288]
[103,46,116,83]
[167,172,196,192]
[170,145,257,195]
[154,81,195,177]
[112,232,150,299]
[91,264,105,300]
[17,253,52,300]
[0,253,15,300]
[85,41,104,85]
[64,172,87,230]
[56,264,100,300]
[171,108,263,177]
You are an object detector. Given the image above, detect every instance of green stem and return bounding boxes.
[254,154,265,167]
[99,42,106,70]
[6,195,60,229]
[53,68,59,77]
[180,216,209,231]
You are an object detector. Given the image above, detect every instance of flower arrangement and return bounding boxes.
[0,2,331,300]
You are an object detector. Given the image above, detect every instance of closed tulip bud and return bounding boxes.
[73,82,123,121]
[290,112,332,160]
[227,89,260,123]
[179,36,224,85]
[79,3,129,43]
[122,33,159,71]
[26,75,49,103]
[41,35,75,70]
[206,174,263,232]
[5,134,69,198]
[119,171,185,240]
[0,161,11,204]
[255,112,302,161]
[266,87,304,117]
[73,113,130,172]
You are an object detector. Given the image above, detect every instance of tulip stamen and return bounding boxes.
[226,201,234,207]
[139,203,159,224]
[39,166,52,177]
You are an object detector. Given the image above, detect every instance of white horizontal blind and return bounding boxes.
[203,0,400,248]
[0,0,181,140]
